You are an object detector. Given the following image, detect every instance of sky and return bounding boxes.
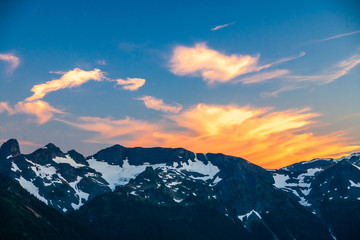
[0,0,360,169]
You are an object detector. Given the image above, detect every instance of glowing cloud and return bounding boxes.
[62,103,359,169]
[59,116,160,146]
[211,22,235,31]
[0,53,20,72]
[26,68,104,101]
[0,102,16,115]
[170,43,259,84]
[116,77,145,91]
[0,100,63,124]
[137,96,182,113]
[14,100,63,124]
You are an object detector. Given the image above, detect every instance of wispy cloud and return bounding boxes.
[58,116,160,146]
[169,43,305,84]
[26,68,104,101]
[60,103,359,169]
[211,21,235,31]
[292,54,360,84]
[235,69,289,84]
[116,77,145,91]
[262,54,360,97]
[137,96,182,113]
[0,53,20,73]
[0,100,63,124]
[317,30,360,42]
[96,60,106,66]
[0,102,16,115]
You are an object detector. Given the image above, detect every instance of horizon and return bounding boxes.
[1,137,359,170]
[1,0,360,169]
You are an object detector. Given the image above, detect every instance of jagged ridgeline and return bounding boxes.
[1,138,360,240]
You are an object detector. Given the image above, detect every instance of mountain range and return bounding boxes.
[1,138,359,240]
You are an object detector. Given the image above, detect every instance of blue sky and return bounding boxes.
[1,0,359,168]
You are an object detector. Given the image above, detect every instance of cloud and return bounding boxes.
[61,103,359,169]
[170,43,259,84]
[96,60,106,66]
[291,54,360,84]
[26,68,104,101]
[0,102,16,115]
[58,116,160,146]
[211,22,235,31]
[0,139,41,147]
[317,30,360,42]
[261,54,360,97]
[137,96,182,113]
[257,52,306,71]
[169,43,305,84]
[235,69,290,84]
[0,100,63,124]
[0,53,20,72]
[116,77,145,91]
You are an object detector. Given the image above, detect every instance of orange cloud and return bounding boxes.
[0,100,63,124]
[59,116,160,146]
[0,53,20,72]
[170,43,259,84]
[0,102,16,115]
[137,96,182,113]
[116,77,145,91]
[14,100,63,124]
[26,68,104,101]
[62,103,359,169]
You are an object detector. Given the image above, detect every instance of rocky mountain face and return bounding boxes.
[1,138,359,240]
[0,172,92,240]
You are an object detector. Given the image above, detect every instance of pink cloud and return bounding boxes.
[0,53,20,72]
[0,100,63,124]
[116,77,145,91]
[137,96,182,113]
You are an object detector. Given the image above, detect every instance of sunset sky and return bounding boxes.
[1,0,360,168]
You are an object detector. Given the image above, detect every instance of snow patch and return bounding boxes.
[178,155,220,181]
[16,176,48,204]
[273,174,292,188]
[11,161,20,172]
[53,155,86,168]
[349,180,360,188]
[88,158,165,190]
[238,210,262,222]
[69,176,90,210]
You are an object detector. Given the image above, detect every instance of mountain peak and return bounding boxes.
[44,143,61,150]
[0,138,20,159]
